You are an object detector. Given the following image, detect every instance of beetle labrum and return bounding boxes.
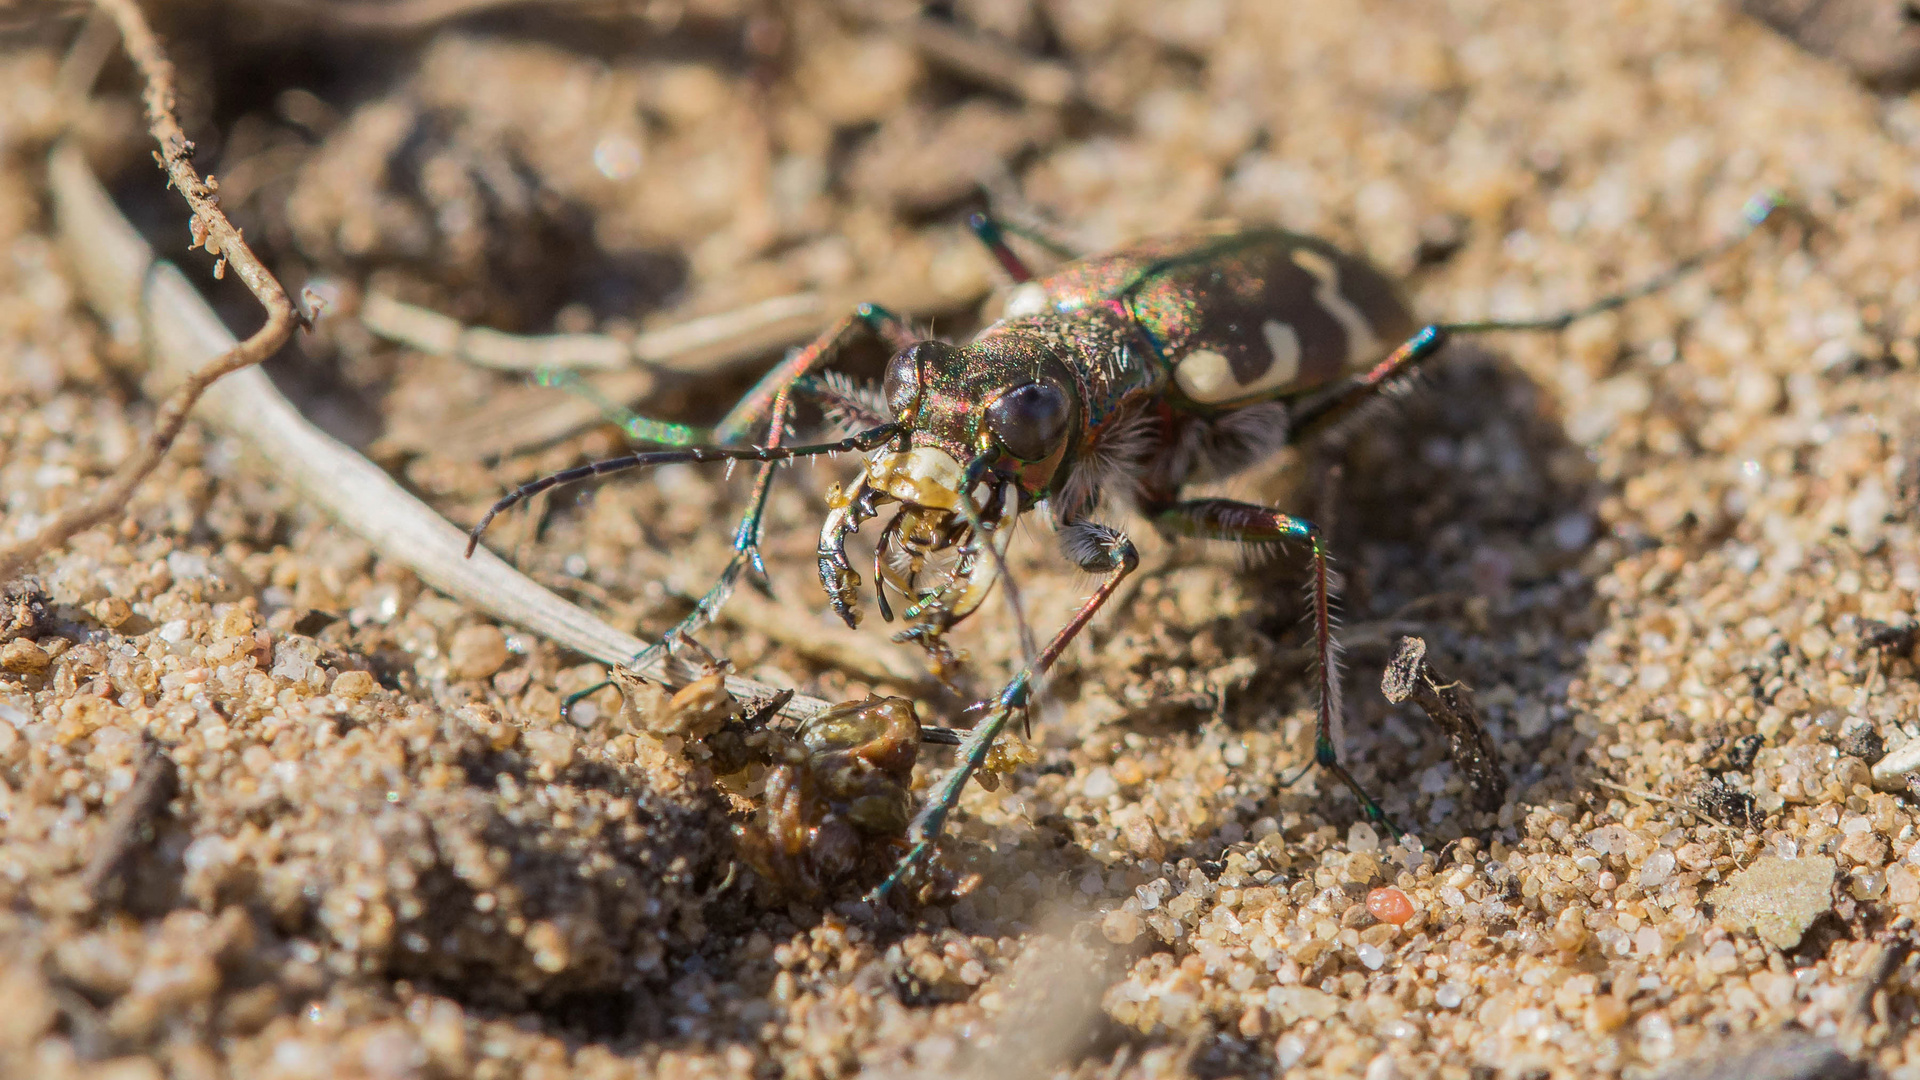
[466,194,1783,901]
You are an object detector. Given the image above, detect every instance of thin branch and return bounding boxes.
[0,0,305,583]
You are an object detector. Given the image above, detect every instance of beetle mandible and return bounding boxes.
[466,195,1783,901]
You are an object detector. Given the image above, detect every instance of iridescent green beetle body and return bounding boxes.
[856,228,1415,539]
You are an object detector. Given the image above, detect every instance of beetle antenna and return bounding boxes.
[465,424,900,556]
[1291,192,1792,443]
[1442,191,1788,336]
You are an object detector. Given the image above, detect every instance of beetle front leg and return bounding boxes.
[1148,497,1402,836]
[506,306,912,709]
[636,305,916,674]
[869,522,1138,903]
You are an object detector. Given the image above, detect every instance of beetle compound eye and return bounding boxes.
[985,381,1071,461]
[883,346,925,418]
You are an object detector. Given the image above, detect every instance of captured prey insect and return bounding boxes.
[465,193,1785,902]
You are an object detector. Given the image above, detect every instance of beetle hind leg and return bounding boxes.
[1149,497,1404,836]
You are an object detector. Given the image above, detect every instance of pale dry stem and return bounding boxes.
[256,0,614,31]
[48,141,831,716]
[359,288,826,374]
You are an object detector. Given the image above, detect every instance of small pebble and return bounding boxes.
[93,597,133,628]
[1639,850,1676,889]
[1552,906,1589,952]
[331,670,376,699]
[1366,887,1415,925]
[1082,766,1118,799]
[1871,738,1920,792]
[1709,855,1836,949]
[1101,909,1142,944]
[525,921,570,974]
[447,624,509,680]
[524,729,576,772]
[1588,996,1630,1033]
[215,608,254,639]
[0,638,49,673]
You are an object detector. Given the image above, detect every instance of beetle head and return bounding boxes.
[817,328,1080,651]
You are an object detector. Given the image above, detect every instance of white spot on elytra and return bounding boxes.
[1291,247,1381,366]
[1173,348,1235,402]
[1003,282,1050,319]
[1172,324,1302,405]
[1261,320,1301,384]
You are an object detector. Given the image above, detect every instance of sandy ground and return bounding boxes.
[4,0,1920,1076]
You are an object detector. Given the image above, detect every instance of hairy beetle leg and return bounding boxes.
[1149,497,1405,836]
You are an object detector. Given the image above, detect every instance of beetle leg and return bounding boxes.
[870,522,1138,903]
[967,213,1038,284]
[479,305,913,697]
[1148,497,1405,836]
[639,306,914,672]
[713,304,915,442]
[1285,325,1452,444]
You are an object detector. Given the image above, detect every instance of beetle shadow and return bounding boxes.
[1168,341,1630,855]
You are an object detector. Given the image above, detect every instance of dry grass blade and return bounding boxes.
[906,16,1080,108]
[0,0,303,584]
[360,288,827,374]
[45,142,831,719]
[257,0,620,32]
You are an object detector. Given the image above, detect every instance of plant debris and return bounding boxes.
[1708,855,1839,950]
[1380,635,1507,812]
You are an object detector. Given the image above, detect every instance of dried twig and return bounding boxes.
[46,143,832,718]
[1380,636,1508,812]
[0,0,306,584]
[77,735,177,913]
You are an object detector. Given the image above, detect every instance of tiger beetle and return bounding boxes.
[465,192,1785,903]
